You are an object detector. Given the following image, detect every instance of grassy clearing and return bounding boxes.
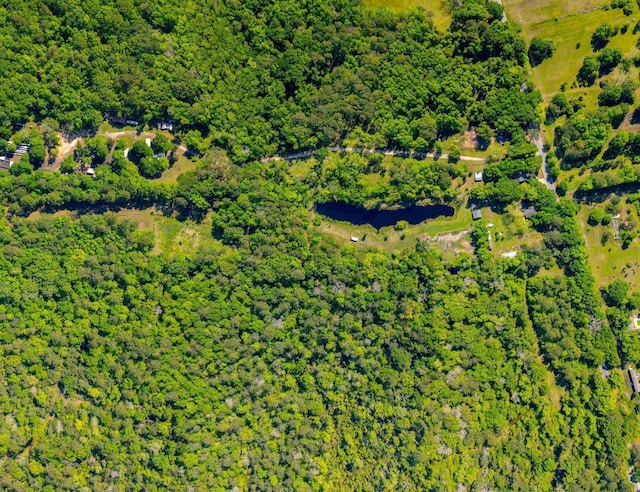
[503,0,606,27]
[518,7,634,103]
[116,208,220,256]
[579,201,640,290]
[363,0,451,30]
[26,208,222,256]
[154,154,196,184]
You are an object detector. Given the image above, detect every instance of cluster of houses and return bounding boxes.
[108,115,174,133]
[0,143,29,171]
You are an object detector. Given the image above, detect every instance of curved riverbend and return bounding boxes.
[316,202,454,230]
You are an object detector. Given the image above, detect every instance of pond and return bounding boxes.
[315,202,454,230]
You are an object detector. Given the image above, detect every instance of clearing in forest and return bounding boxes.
[579,202,640,291]
[509,4,635,103]
[363,0,451,29]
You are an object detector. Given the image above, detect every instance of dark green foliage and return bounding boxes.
[0,158,634,490]
[528,37,555,66]
[128,140,154,165]
[577,56,601,86]
[546,92,572,122]
[597,47,624,75]
[0,0,537,160]
[555,110,610,166]
[591,23,618,50]
[605,280,630,306]
[151,133,174,155]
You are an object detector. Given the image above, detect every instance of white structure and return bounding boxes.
[350,237,359,243]
[501,251,518,259]
[474,172,483,182]
[145,138,152,148]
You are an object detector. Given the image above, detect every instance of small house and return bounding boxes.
[630,366,640,393]
[474,172,483,182]
[14,144,29,156]
[472,209,482,220]
[0,156,13,170]
[157,121,174,132]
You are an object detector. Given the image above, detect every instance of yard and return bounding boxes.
[579,200,640,291]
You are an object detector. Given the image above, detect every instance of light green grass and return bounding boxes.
[503,0,606,26]
[519,7,633,102]
[154,155,196,184]
[363,0,451,30]
[116,209,221,257]
[579,202,640,290]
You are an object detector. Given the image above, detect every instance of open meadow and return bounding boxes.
[504,1,637,103]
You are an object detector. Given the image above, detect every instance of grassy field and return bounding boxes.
[154,154,196,184]
[512,5,635,103]
[30,208,221,257]
[579,200,640,290]
[363,0,451,29]
[504,0,605,26]
[115,209,220,256]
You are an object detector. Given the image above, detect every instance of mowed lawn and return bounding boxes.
[363,0,451,29]
[579,204,640,291]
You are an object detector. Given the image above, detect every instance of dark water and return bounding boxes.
[316,202,454,229]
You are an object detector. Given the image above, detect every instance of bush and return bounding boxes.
[577,56,601,86]
[588,208,606,225]
[591,23,617,50]
[128,139,154,164]
[529,37,555,66]
[597,47,623,75]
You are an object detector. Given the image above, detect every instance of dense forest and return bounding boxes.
[0,0,538,160]
[0,0,640,490]
[0,158,637,491]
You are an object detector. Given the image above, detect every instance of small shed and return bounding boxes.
[86,167,95,176]
[472,209,482,220]
[522,206,536,219]
[474,172,483,182]
[350,236,359,242]
[145,138,152,148]
[629,366,640,393]
[501,251,518,258]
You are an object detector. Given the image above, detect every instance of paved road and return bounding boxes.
[261,146,487,163]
